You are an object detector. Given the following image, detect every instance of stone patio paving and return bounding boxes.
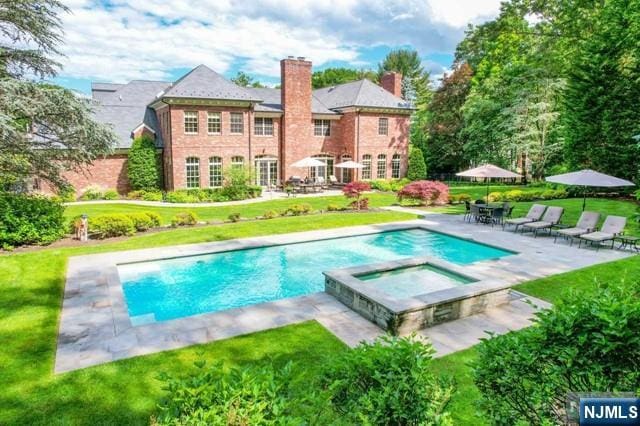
[55,214,630,373]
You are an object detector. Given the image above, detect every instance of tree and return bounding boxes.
[0,0,116,190]
[407,146,427,180]
[311,67,377,89]
[378,48,430,102]
[127,135,162,191]
[230,71,265,88]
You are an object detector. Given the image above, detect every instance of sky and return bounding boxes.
[53,0,503,93]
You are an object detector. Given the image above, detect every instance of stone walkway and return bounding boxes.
[55,216,630,373]
[64,189,345,208]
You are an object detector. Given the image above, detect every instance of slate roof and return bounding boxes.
[245,87,337,115]
[162,65,262,102]
[313,79,412,111]
[91,80,170,148]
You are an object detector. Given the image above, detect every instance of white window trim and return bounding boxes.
[207,112,221,135]
[314,119,331,137]
[230,112,244,135]
[184,111,198,135]
[254,117,274,137]
[378,117,389,136]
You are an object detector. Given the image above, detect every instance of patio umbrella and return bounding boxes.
[291,157,325,180]
[335,160,364,169]
[456,164,521,201]
[545,169,635,211]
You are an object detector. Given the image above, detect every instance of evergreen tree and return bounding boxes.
[407,146,427,181]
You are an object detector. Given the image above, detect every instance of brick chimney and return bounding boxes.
[381,71,402,98]
[281,57,312,179]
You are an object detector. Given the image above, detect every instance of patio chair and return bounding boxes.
[468,204,483,223]
[316,176,328,190]
[474,199,485,205]
[502,202,513,218]
[521,206,564,237]
[489,207,505,227]
[578,215,627,250]
[554,211,600,246]
[503,204,547,231]
[463,200,472,221]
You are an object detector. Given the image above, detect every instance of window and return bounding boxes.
[254,117,274,136]
[376,154,387,179]
[230,112,244,134]
[185,157,200,188]
[314,119,330,136]
[378,118,388,135]
[184,111,198,134]
[231,156,244,169]
[340,155,353,183]
[209,157,222,187]
[361,154,372,180]
[207,112,221,134]
[391,153,401,178]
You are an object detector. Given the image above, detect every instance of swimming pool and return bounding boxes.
[118,228,512,324]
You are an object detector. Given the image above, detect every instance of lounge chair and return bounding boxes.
[554,211,600,246]
[503,204,547,231]
[521,206,564,237]
[579,215,627,250]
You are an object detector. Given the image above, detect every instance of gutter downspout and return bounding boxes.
[356,109,360,181]
[248,104,253,180]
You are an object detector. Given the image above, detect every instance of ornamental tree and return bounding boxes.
[127,135,162,191]
[407,145,427,180]
[342,181,371,210]
[397,180,449,206]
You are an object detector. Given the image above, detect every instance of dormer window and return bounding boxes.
[314,119,330,136]
[184,111,198,134]
[378,118,388,135]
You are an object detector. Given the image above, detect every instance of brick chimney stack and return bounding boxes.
[381,72,402,98]
[280,57,313,179]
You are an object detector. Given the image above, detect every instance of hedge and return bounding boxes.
[0,192,66,248]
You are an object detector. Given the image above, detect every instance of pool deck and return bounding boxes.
[55,214,630,373]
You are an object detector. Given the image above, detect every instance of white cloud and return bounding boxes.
[56,0,501,83]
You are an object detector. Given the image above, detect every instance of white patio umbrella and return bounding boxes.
[546,169,635,211]
[290,157,325,180]
[456,164,521,201]
[335,160,364,169]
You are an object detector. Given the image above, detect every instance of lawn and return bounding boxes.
[63,186,518,225]
[0,211,415,425]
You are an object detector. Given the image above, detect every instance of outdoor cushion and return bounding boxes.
[523,221,553,229]
[558,227,588,237]
[575,211,600,231]
[526,204,547,220]
[580,231,614,242]
[505,217,535,225]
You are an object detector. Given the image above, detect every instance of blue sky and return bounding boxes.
[54,0,502,94]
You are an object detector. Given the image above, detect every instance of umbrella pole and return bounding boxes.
[486,179,490,202]
[582,186,586,211]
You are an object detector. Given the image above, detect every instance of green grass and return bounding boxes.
[0,210,415,425]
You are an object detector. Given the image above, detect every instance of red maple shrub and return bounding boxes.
[343,181,371,210]
[397,180,449,206]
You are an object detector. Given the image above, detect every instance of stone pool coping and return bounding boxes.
[56,217,630,373]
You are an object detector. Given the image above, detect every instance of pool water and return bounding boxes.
[118,229,512,323]
[357,264,476,299]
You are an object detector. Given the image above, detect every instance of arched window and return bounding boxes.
[376,154,387,179]
[310,154,334,182]
[391,153,401,179]
[231,156,244,169]
[185,157,200,188]
[361,154,372,180]
[209,157,222,187]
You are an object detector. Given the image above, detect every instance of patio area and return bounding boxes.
[55,214,630,373]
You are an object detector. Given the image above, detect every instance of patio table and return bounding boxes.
[474,204,503,224]
[615,235,640,252]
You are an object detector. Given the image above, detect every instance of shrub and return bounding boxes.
[0,192,66,246]
[103,189,119,200]
[449,193,472,204]
[165,191,198,203]
[171,211,198,227]
[144,212,161,227]
[127,135,162,191]
[227,212,241,222]
[397,180,449,206]
[80,185,104,200]
[342,181,371,210]
[349,197,369,210]
[57,186,76,202]
[154,361,299,425]
[326,203,342,211]
[473,280,640,425]
[320,335,454,425]
[89,214,135,239]
[487,192,503,202]
[369,178,411,192]
[142,191,163,202]
[407,145,427,181]
[127,213,155,231]
[287,204,312,216]
[635,189,640,200]
[262,210,278,219]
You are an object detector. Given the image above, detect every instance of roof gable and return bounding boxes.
[162,65,262,102]
[313,79,412,111]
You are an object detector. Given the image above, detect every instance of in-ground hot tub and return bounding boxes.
[324,256,512,334]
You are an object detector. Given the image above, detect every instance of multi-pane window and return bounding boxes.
[314,119,330,136]
[376,154,387,179]
[184,111,198,134]
[207,112,221,134]
[209,157,222,187]
[361,154,372,180]
[391,154,401,178]
[231,156,244,169]
[378,117,389,135]
[185,157,200,188]
[309,155,334,181]
[254,117,274,136]
[230,112,244,134]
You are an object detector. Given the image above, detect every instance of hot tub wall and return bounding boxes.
[325,276,511,334]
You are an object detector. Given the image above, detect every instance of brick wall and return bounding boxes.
[62,154,130,195]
